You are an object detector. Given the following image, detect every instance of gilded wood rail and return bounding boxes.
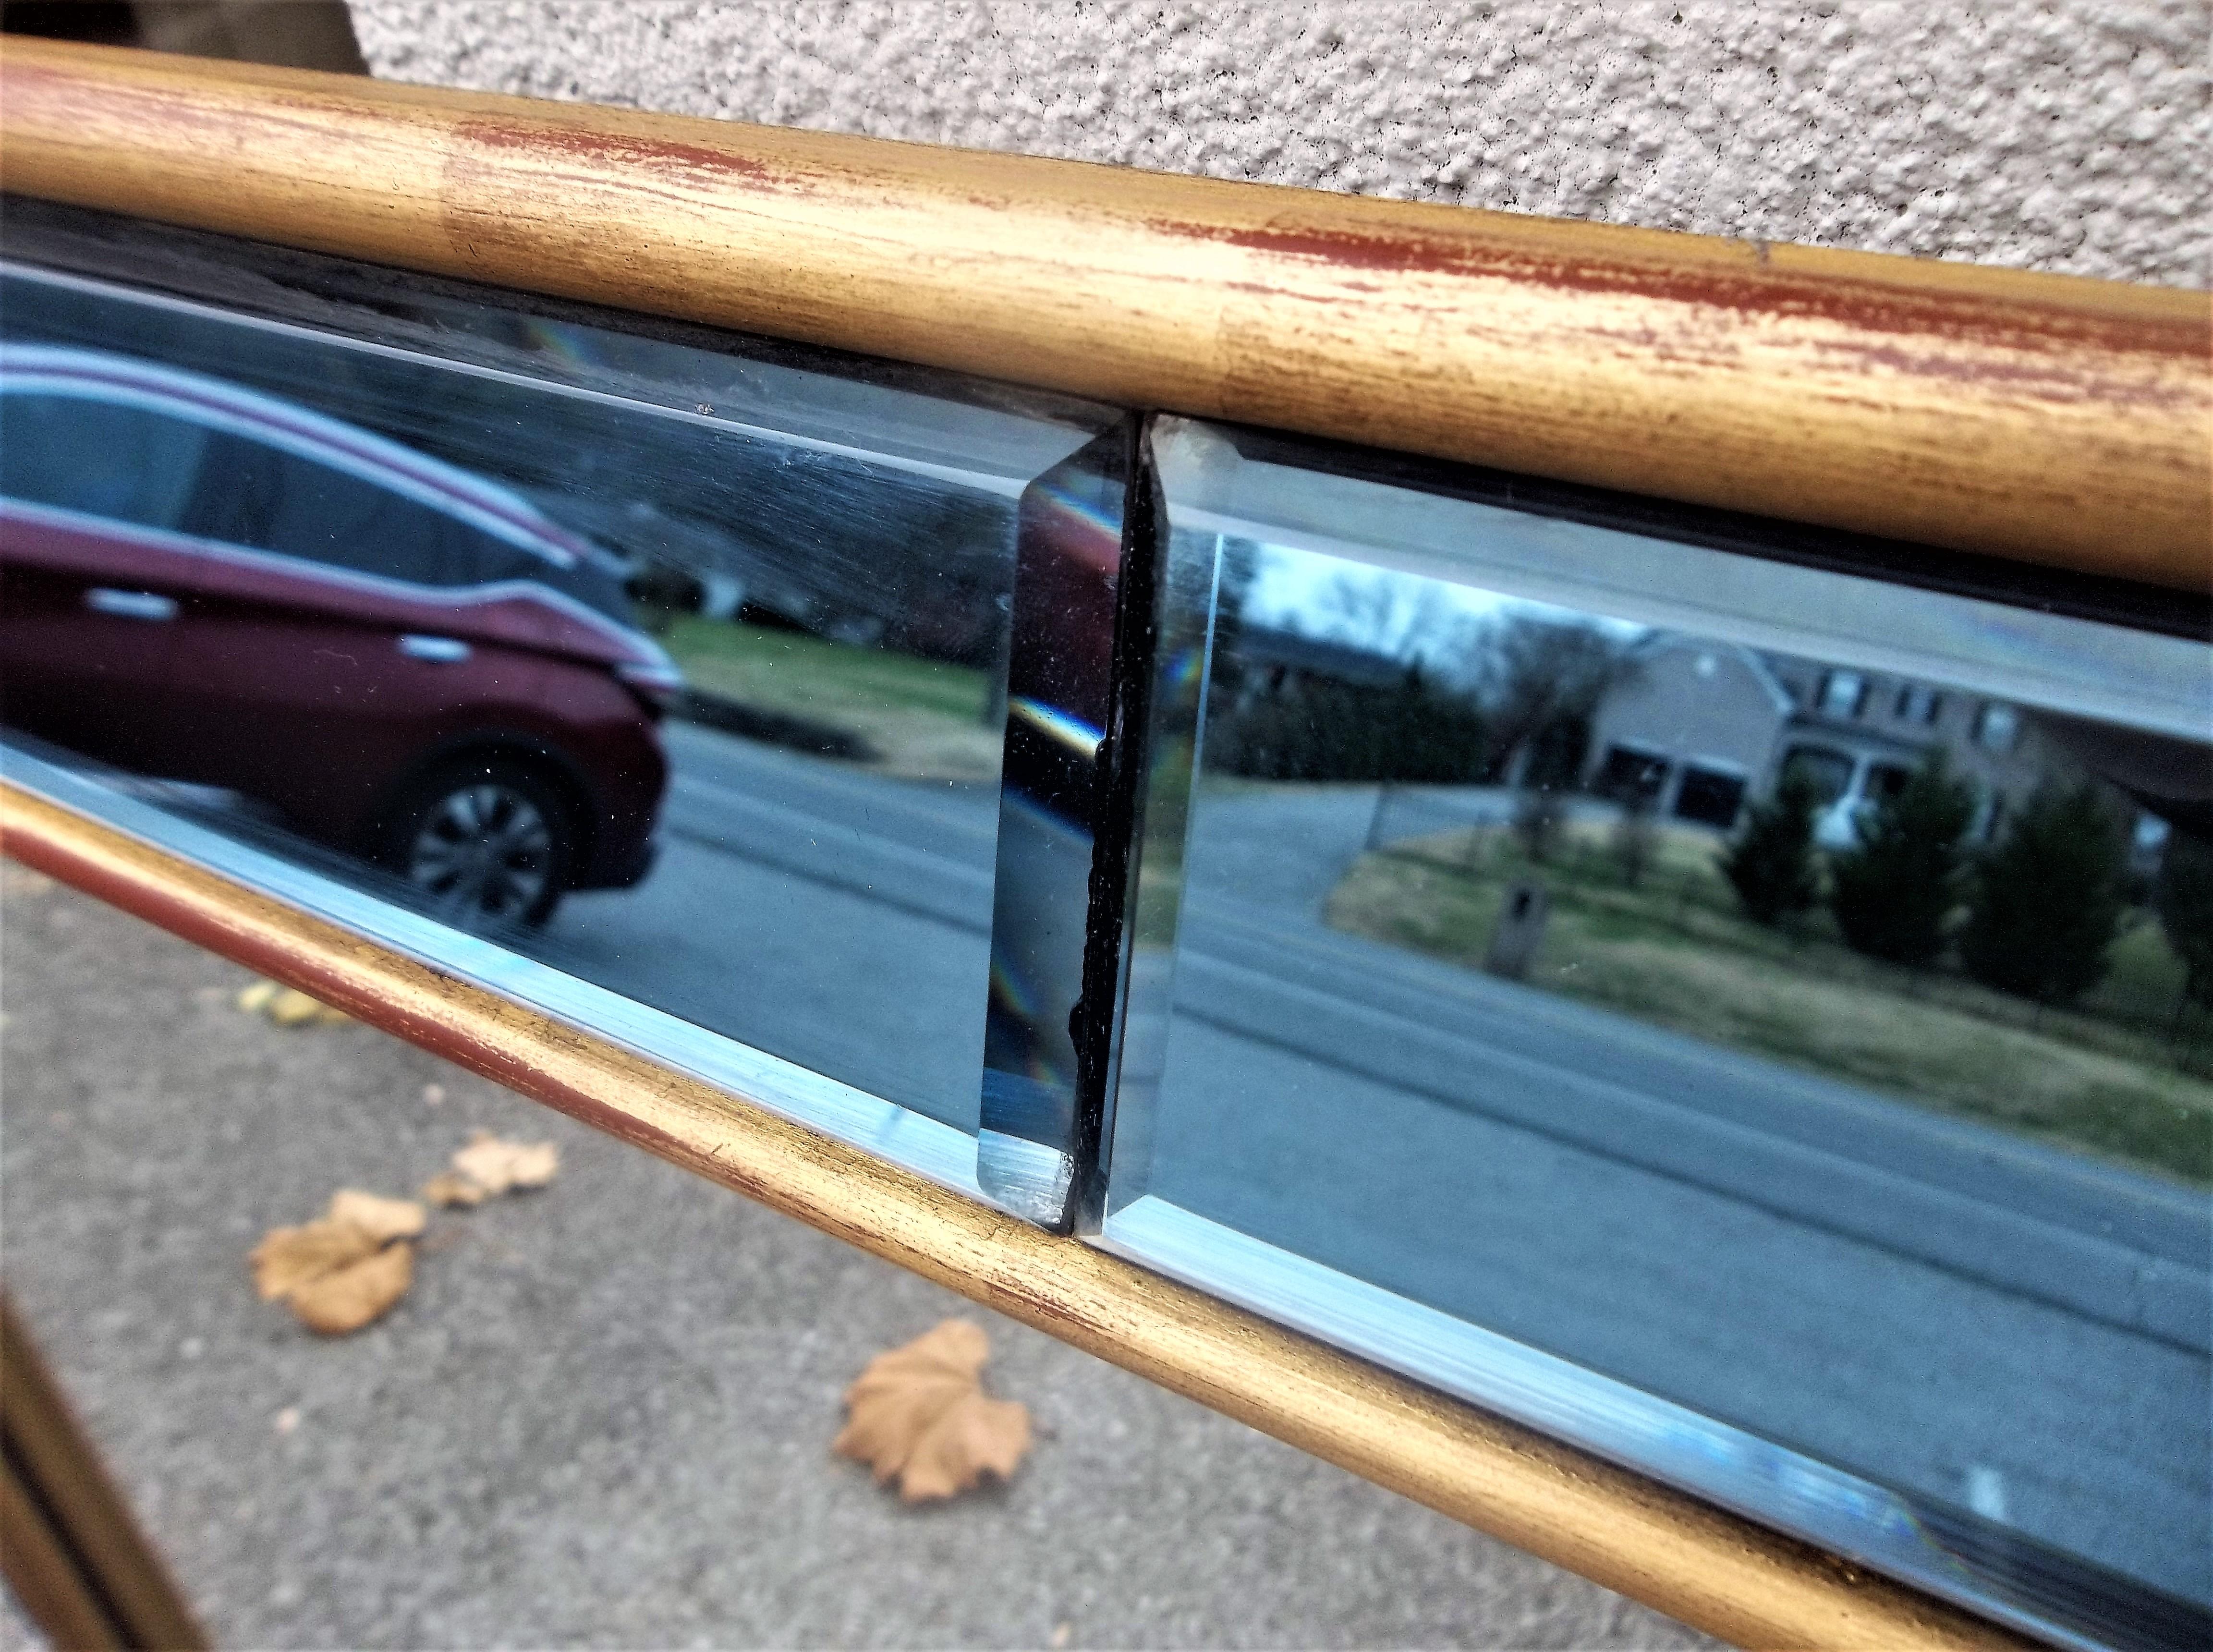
[0,37,2206,589]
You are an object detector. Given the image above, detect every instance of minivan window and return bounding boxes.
[180,430,474,586]
[0,389,208,530]
[175,428,635,623]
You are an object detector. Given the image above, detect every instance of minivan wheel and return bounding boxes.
[384,757,572,927]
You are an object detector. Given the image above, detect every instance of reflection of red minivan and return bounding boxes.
[0,345,677,924]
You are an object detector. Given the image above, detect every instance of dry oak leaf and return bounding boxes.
[250,1193,421,1335]
[327,1189,426,1243]
[289,1241,413,1336]
[235,979,349,1027]
[833,1319,1032,1502]
[250,1219,379,1303]
[420,1170,489,1209]
[447,1130,559,1198]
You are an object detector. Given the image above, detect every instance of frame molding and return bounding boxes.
[0,1293,207,1650]
[0,779,2030,1652]
[0,37,2206,591]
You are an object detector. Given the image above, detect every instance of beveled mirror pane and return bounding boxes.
[0,202,1116,1162]
[1108,416,2212,1649]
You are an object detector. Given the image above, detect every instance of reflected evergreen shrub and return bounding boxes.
[1720,777,1821,925]
[1828,752,1974,966]
[1960,782,2127,1004]
[2154,831,2213,1009]
[1210,672,1486,783]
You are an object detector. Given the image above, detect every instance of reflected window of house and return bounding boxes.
[1816,668,1868,717]
[1974,700,2020,753]
[1970,787,2008,844]
[1894,682,1944,724]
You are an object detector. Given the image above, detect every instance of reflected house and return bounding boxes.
[1584,633,2087,843]
[1583,638,1791,830]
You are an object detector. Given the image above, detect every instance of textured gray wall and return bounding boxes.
[349,1,2209,287]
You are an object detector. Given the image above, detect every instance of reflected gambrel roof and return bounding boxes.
[1622,632,1797,716]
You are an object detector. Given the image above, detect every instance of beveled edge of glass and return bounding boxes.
[1,196,1126,489]
[1149,419,2211,744]
[0,257,1085,506]
[1095,1193,2102,1652]
[1096,461,1227,1223]
[0,739,987,1204]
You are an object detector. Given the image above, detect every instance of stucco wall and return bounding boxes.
[348,1,2208,288]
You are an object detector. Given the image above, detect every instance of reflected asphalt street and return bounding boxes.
[541,737,2207,1607]
[1155,787,2211,1609]
[542,722,998,1131]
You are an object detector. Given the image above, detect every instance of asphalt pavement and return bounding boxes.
[0,866,1711,1650]
[535,723,1000,1130]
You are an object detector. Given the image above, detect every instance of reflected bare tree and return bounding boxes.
[1473,615,1640,863]
[1482,615,1640,781]
[1310,569,1480,670]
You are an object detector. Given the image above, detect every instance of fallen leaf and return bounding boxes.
[327,1189,425,1243]
[269,987,348,1027]
[251,1189,423,1336]
[899,1390,1031,1501]
[834,1320,1032,1502]
[290,1242,412,1335]
[448,1131,559,1198]
[236,979,349,1026]
[420,1171,488,1208]
[249,1219,378,1302]
[1,866,56,898]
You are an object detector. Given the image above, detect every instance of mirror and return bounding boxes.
[1108,416,2212,1647]
[0,203,1117,1158]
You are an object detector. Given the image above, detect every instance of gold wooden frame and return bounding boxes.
[2,37,2200,1651]
[1,1293,207,1650]
[1,38,2206,591]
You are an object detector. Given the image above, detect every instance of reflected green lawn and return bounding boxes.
[661,615,1002,780]
[1328,822,2213,1185]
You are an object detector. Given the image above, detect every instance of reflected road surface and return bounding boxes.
[1153,787,2210,1608]
[543,722,997,1131]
